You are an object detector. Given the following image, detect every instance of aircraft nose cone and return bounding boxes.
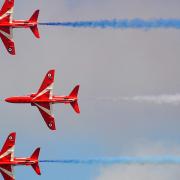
[5,97,13,103]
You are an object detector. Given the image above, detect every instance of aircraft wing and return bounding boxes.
[0,0,14,23]
[0,27,15,55]
[34,102,56,130]
[0,165,15,180]
[0,132,15,162]
[33,70,55,101]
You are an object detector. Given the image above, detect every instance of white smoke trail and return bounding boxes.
[95,94,180,105]
[122,94,180,105]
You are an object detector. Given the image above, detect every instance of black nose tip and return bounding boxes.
[5,98,11,102]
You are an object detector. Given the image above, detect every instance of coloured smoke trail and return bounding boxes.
[39,19,180,29]
[39,157,180,165]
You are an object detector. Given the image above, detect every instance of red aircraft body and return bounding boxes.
[0,0,40,55]
[5,69,80,131]
[0,132,41,180]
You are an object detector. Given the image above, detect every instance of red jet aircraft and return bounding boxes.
[0,0,40,55]
[5,69,80,131]
[0,132,41,180]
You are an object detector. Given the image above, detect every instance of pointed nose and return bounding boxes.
[5,97,14,103]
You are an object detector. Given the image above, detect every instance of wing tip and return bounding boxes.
[47,69,55,75]
[48,123,56,131]
[8,132,16,139]
[45,69,55,80]
[7,47,15,55]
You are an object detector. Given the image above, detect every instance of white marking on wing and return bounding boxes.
[0,166,14,179]
[33,83,54,100]
[35,103,53,117]
[0,7,14,22]
[0,27,13,40]
[0,146,14,161]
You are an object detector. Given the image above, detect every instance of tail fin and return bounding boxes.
[29,10,40,38]
[69,85,80,113]
[31,148,41,175]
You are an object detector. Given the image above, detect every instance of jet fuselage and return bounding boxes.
[0,20,37,28]
[0,157,38,166]
[5,95,77,104]
[5,69,80,130]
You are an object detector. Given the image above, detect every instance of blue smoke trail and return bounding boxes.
[39,19,180,29]
[39,157,180,165]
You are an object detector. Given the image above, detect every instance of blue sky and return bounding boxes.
[0,0,180,179]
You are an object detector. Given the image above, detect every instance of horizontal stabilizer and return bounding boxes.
[69,85,80,113]
[29,10,40,38]
[30,25,40,38]
[70,101,80,113]
[69,85,80,98]
[29,10,39,23]
[31,148,41,175]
